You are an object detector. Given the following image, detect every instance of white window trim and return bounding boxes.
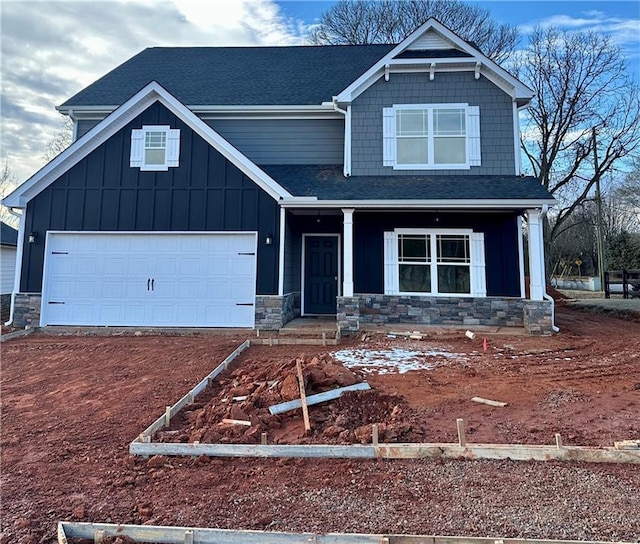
[384,228,486,298]
[130,125,180,171]
[383,103,481,170]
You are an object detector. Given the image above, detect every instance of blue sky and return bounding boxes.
[1,0,639,185]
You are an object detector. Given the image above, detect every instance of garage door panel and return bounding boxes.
[42,232,256,327]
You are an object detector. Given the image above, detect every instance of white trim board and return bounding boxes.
[3,81,292,209]
[281,199,556,209]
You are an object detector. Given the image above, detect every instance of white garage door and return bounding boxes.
[41,232,257,327]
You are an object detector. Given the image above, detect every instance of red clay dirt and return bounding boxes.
[1,305,639,543]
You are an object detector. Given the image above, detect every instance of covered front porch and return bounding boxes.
[255,206,554,335]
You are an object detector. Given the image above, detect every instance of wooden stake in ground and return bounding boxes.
[296,359,311,432]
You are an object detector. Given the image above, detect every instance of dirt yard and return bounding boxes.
[1,305,639,543]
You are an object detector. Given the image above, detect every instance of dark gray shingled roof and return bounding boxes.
[1,221,18,246]
[61,44,396,108]
[261,165,554,202]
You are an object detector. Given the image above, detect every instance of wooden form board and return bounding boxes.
[136,340,250,441]
[58,521,635,544]
[129,440,640,463]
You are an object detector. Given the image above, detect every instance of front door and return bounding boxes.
[304,235,339,315]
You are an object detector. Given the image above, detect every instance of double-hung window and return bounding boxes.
[383,104,480,169]
[385,229,487,297]
[130,125,181,171]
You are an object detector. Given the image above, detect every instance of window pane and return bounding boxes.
[145,148,166,165]
[399,235,429,262]
[397,138,428,164]
[437,265,470,294]
[434,109,465,135]
[437,235,470,262]
[434,137,466,164]
[400,264,431,292]
[145,131,166,148]
[397,110,427,136]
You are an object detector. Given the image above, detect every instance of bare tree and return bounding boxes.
[307,0,518,63]
[43,115,73,163]
[515,27,640,242]
[0,162,19,227]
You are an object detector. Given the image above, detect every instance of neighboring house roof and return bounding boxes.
[0,221,18,247]
[59,44,395,108]
[263,165,555,208]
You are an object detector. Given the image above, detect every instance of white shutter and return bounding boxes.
[382,107,396,167]
[467,106,481,166]
[130,129,144,167]
[166,128,180,167]
[470,232,487,297]
[383,231,399,294]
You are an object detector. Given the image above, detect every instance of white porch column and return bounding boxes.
[342,208,355,297]
[277,207,286,296]
[526,208,546,301]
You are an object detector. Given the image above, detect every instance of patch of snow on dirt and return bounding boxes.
[333,347,466,374]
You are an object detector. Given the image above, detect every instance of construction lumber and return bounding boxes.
[129,440,640,463]
[456,418,466,447]
[57,521,638,544]
[0,327,35,343]
[296,359,311,431]
[471,396,508,408]
[615,439,640,450]
[138,340,250,439]
[221,419,251,426]
[268,382,371,415]
[252,338,338,346]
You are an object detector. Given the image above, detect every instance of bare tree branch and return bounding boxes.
[307,0,518,63]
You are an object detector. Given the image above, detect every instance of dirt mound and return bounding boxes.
[159,354,426,446]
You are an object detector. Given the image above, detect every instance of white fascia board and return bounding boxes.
[335,18,533,104]
[3,81,292,208]
[59,104,336,118]
[280,198,556,209]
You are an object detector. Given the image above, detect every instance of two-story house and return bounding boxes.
[2,18,556,334]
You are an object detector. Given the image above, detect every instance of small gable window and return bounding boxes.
[130,125,180,171]
[383,104,480,170]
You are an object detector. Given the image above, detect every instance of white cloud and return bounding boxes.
[519,10,640,49]
[0,0,309,184]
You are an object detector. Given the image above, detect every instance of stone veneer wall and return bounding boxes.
[13,293,42,328]
[254,293,299,330]
[523,300,554,336]
[337,294,554,335]
[1,294,11,323]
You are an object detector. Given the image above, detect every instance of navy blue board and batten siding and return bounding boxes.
[353,211,521,297]
[21,102,280,295]
[351,72,516,176]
